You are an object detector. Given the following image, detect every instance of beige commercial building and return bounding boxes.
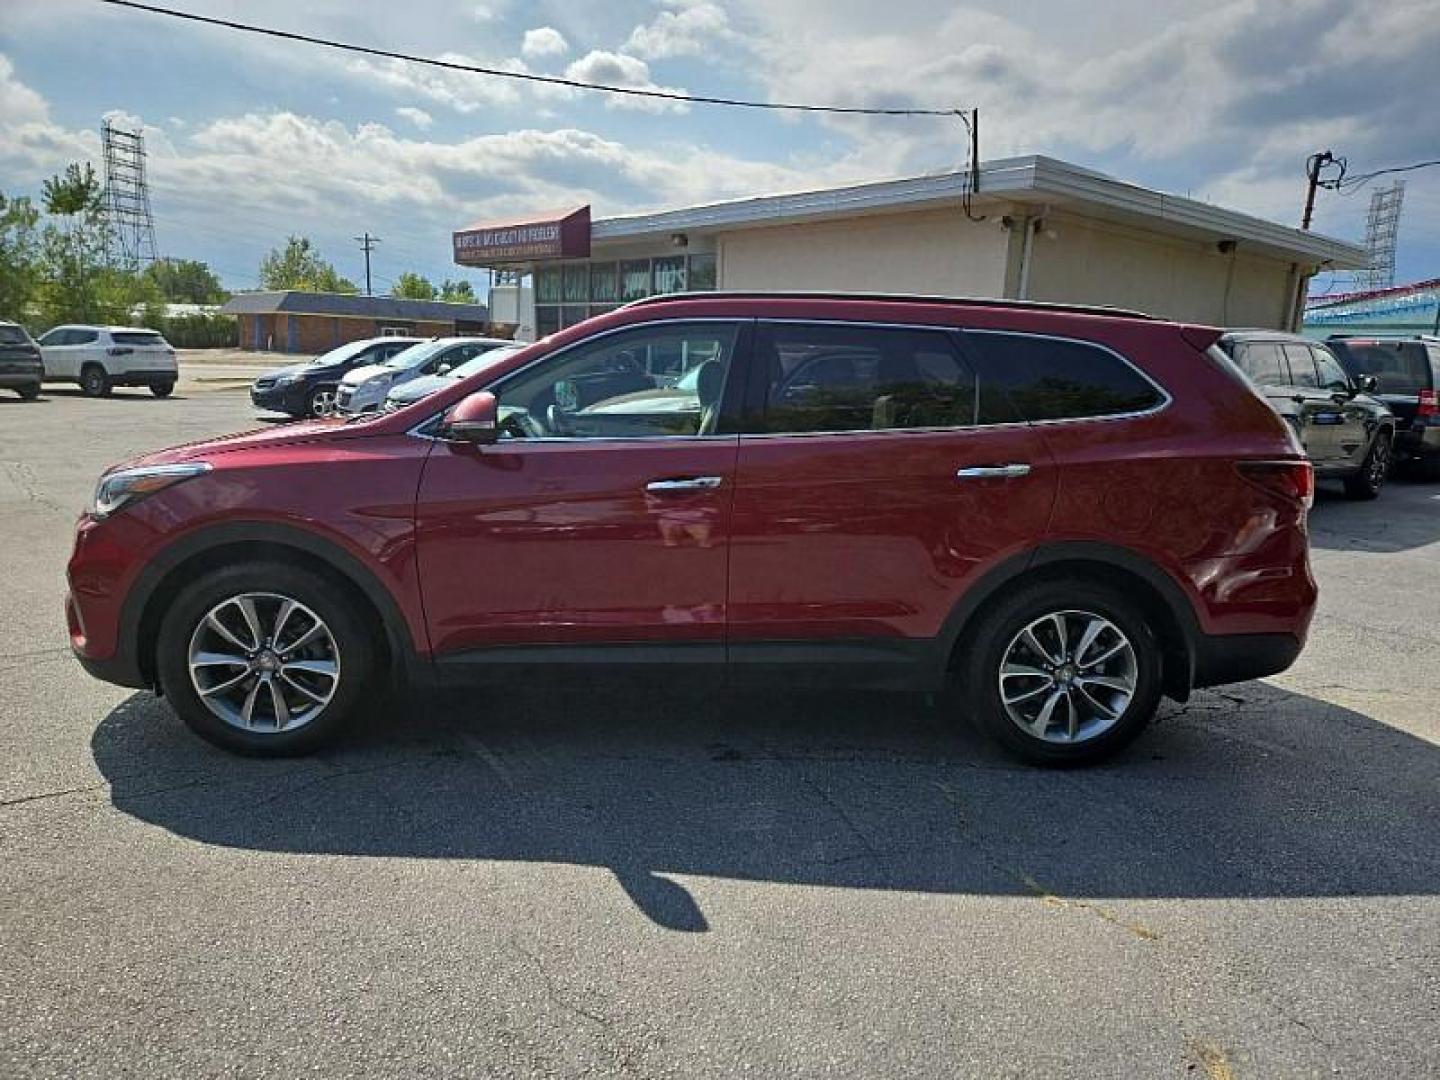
[459,156,1366,340]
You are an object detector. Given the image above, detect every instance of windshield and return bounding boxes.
[383,340,449,370]
[1330,340,1435,394]
[310,339,380,366]
[0,325,32,345]
[449,345,523,378]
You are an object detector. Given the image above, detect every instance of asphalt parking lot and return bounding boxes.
[2,382,1437,1078]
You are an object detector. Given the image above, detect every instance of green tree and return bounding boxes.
[391,271,436,300]
[0,191,42,318]
[36,162,134,326]
[144,257,228,304]
[258,236,357,293]
[438,278,477,303]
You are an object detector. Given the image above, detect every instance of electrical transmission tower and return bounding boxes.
[1353,181,1405,292]
[100,119,159,269]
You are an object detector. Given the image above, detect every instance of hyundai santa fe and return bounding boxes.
[67,293,1318,765]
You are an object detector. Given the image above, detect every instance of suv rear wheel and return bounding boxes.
[1343,431,1391,500]
[155,561,378,755]
[959,580,1163,766]
[150,381,175,398]
[80,364,111,398]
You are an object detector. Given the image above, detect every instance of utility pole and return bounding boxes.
[1301,151,1334,231]
[354,232,380,295]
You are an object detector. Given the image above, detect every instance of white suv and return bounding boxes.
[37,325,179,397]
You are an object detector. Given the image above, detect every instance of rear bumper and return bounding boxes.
[1394,423,1440,458]
[0,372,42,387]
[110,369,176,387]
[1191,631,1303,689]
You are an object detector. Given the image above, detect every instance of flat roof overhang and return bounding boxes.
[589,155,1367,271]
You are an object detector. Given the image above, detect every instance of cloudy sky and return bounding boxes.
[2,0,1437,295]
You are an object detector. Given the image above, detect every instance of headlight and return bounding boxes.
[92,462,211,519]
[273,374,300,386]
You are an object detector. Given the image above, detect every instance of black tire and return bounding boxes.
[150,381,175,398]
[957,579,1164,767]
[308,385,339,418]
[1343,431,1391,500]
[155,561,380,756]
[17,383,40,400]
[80,365,111,398]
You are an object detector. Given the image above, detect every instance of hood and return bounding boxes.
[342,363,393,387]
[389,373,452,403]
[261,361,322,380]
[114,418,358,469]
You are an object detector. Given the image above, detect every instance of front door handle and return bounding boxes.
[956,463,1032,480]
[646,476,724,493]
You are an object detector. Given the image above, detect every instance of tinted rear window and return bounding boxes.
[111,331,168,347]
[0,325,32,345]
[965,333,1164,421]
[1329,340,1434,394]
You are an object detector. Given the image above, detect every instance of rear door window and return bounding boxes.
[71,329,99,345]
[1233,341,1290,386]
[746,322,1003,434]
[1311,346,1352,392]
[963,332,1164,421]
[0,325,32,345]
[1282,344,1320,389]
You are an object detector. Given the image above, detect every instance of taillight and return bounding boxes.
[106,346,133,356]
[1419,389,1437,418]
[1237,460,1314,509]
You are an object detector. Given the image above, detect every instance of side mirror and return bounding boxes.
[1354,373,1379,394]
[442,390,499,444]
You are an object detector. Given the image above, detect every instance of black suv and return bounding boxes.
[1327,335,1440,479]
[0,321,43,400]
[1218,330,1395,499]
[250,336,421,418]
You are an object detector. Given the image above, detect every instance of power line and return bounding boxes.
[96,0,967,118]
[1339,158,1440,194]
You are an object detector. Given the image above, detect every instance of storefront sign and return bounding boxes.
[453,206,591,264]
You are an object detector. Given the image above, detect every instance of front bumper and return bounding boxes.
[338,381,387,413]
[250,383,306,413]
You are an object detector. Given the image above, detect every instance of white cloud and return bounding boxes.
[625,1,733,60]
[395,106,434,130]
[563,50,690,113]
[471,2,507,23]
[521,27,570,62]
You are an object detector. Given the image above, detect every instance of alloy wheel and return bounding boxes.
[997,609,1137,744]
[186,592,340,732]
[310,389,338,417]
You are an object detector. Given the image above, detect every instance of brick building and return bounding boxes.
[222,291,493,354]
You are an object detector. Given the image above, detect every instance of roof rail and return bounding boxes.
[622,290,1153,321]
[1326,332,1439,341]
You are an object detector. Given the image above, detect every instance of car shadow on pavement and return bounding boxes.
[1308,475,1440,553]
[92,680,1440,932]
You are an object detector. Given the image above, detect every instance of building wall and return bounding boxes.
[239,314,454,353]
[716,208,1010,297]
[1023,213,1297,328]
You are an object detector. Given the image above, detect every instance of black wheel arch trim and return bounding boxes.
[113,520,422,689]
[937,541,1203,700]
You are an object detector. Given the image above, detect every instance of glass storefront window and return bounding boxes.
[589,262,618,303]
[563,263,589,303]
[536,266,563,304]
[536,306,561,338]
[561,305,588,328]
[653,256,686,295]
[688,253,717,291]
[620,260,651,301]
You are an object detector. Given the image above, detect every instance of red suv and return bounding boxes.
[66,294,1316,764]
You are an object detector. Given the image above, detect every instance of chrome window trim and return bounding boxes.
[407,316,747,444]
[735,319,1171,439]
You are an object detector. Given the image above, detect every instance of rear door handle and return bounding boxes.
[646,476,724,493]
[955,463,1032,480]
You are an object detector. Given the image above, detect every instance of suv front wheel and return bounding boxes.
[155,561,378,755]
[959,580,1163,766]
[1343,431,1391,500]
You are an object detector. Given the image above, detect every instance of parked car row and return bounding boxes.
[0,321,179,399]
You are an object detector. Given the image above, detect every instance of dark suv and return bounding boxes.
[68,293,1317,766]
[250,336,421,418]
[0,321,43,400]
[1327,335,1440,479]
[1217,330,1395,499]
